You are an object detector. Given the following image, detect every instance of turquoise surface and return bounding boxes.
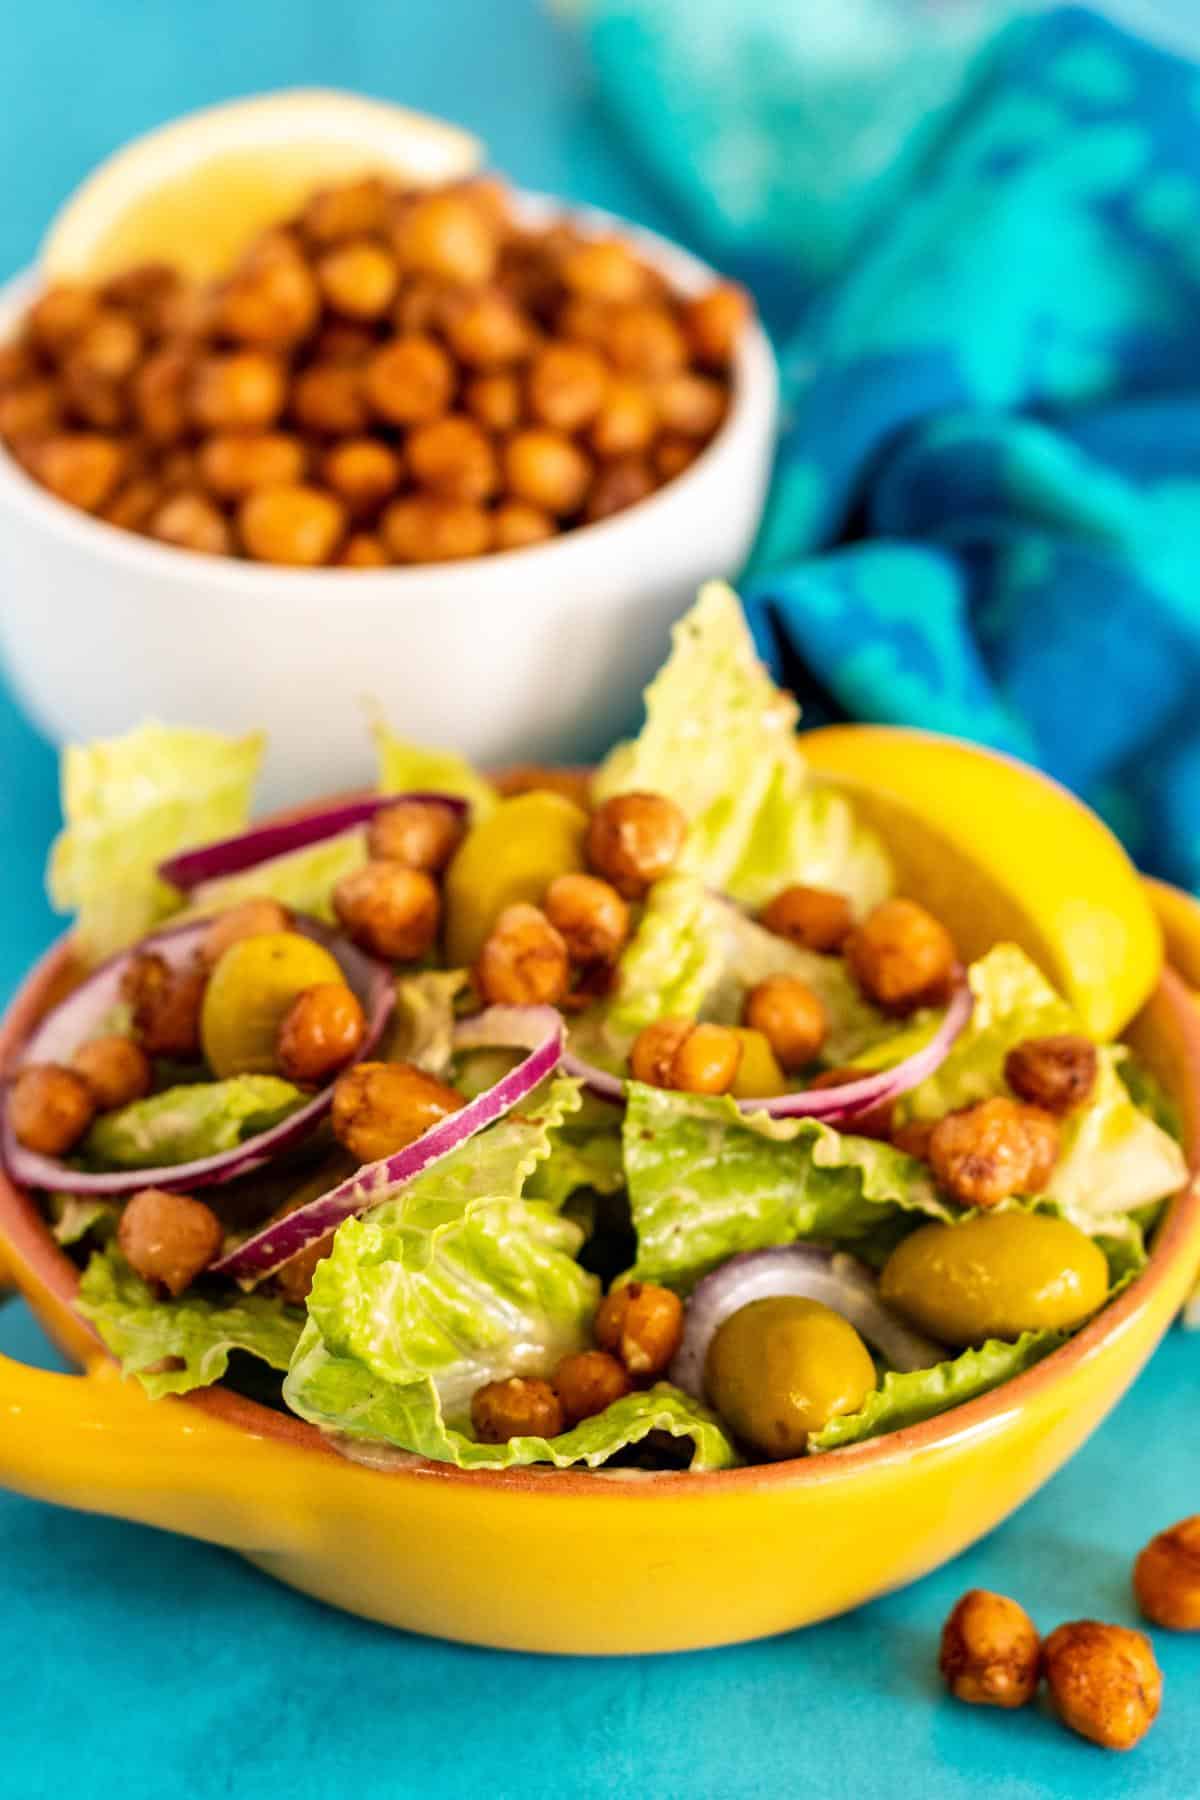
[1,4,1199,1795]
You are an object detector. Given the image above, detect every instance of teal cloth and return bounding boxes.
[585,4,1200,887]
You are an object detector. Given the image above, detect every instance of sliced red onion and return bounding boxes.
[212,1005,564,1280]
[1,915,392,1197]
[669,1246,945,1401]
[563,978,973,1121]
[158,792,468,893]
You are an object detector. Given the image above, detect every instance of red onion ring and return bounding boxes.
[212,1005,564,1280]
[0,915,393,1197]
[158,792,468,893]
[669,1246,945,1401]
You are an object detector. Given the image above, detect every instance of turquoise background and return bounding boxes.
[1,4,1199,1795]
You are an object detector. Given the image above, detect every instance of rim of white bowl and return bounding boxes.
[0,191,778,591]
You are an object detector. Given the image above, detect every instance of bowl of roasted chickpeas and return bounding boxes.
[0,171,777,802]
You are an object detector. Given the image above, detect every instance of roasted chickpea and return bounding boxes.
[28,284,98,355]
[59,358,126,431]
[528,342,609,432]
[471,1376,563,1443]
[313,321,377,364]
[217,242,319,346]
[199,898,295,969]
[743,976,828,1072]
[760,884,853,953]
[28,434,125,512]
[891,1117,936,1161]
[585,455,654,523]
[117,1187,224,1297]
[272,1229,336,1306]
[629,1018,742,1096]
[381,495,492,563]
[682,282,751,367]
[239,484,345,566]
[197,431,307,498]
[589,378,656,458]
[338,533,389,567]
[70,307,142,383]
[1005,1034,1099,1115]
[607,303,688,379]
[939,1590,1040,1708]
[122,951,207,1059]
[845,897,957,1014]
[492,500,554,552]
[503,428,591,517]
[628,1017,693,1088]
[132,345,192,444]
[365,335,455,425]
[1042,1620,1162,1751]
[654,435,700,481]
[477,902,570,1006]
[656,371,726,438]
[554,1349,631,1426]
[559,293,613,348]
[390,274,460,338]
[73,1034,153,1111]
[0,340,36,389]
[398,191,499,286]
[100,476,162,533]
[315,239,399,320]
[290,361,369,436]
[333,861,441,961]
[465,370,523,434]
[276,982,367,1084]
[190,350,286,431]
[321,438,403,518]
[0,379,60,442]
[158,447,200,493]
[301,176,390,244]
[102,260,182,335]
[1017,1102,1061,1191]
[150,491,233,556]
[443,289,532,369]
[407,415,498,502]
[1134,1516,1200,1630]
[7,1064,96,1156]
[367,798,466,873]
[543,873,630,965]
[332,1059,465,1162]
[585,791,688,898]
[561,238,648,304]
[928,1096,1039,1209]
[594,1281,684,1379]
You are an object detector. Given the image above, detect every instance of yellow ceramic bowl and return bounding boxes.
[1,858,1199,1655]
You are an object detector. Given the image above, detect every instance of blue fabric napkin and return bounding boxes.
[582,4,1200,889]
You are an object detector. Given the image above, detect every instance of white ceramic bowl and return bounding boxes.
[0,197,778,805]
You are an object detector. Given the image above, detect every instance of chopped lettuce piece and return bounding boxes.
[526,1123,624,1210]
[593,582,891,911]
[188,827,367,924]
[624,1084,952,1292]
[372,719,496,818]
[77,1249,303,1397]
[48,1192,117,1246]
[383,969,471,1075]
[1048,1050,1188,1233]
[48,722,264,963]
[84,1076,304,1170]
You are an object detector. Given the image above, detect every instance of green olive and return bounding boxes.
[879,1211,1110,1349]
[705,1296,877,1460]
[443,791,588,967]
[201,931,345,1078]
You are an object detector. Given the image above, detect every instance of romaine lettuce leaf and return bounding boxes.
[383,969,470,1074]
[48,722,263,963]
[526,1123,624,1210]
[48,1192,118,1246]
[188,827,367,924]
[623,1084,952,1292]
[372,719,496,818]
[84,1076,304,1170]
[77,1249,303,1397]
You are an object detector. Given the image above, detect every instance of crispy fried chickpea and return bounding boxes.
[594,1280,684,1378]
[365,335,455,425]
[381,494,491,563]
[117,1187,223,1297]
[407,415,498,503]
[503,428,591,517]
[585,456,654,523]
[471,1376,563,1443]
[316,239,399,320]
[528,342,609,432]
[313,322,377,364]
[239,483,346,566]
[301,175,390,244]
[844,897,957,1014]
[682,282,751,368]
[276,983,367,1085]
[321,438,403,518]
[1005,1034,1099,1115]
[367,798,466,873]
[554,1349,632,1426]
[891,1117,936,1161]
[159,447,199,493]
[28,284,98,356]
[121,952,207,1059]
[589,378,656,458]
[655,434,700,481]
[70,307,142,383]
[72,1034,153,1111]
[443,289,532,369]
[7,1064,96,1156]
[544,873,630,965]
[338,532,390,568]
[939,1590,1040,1708]
[390,274,460,338]
[1134,1516,1200,1630]
[132,345,192,444]
[217,240,320,346]
[199,898,294,969]
[398,191,499,286]
[100,476,162,533]
[157,281,217,341]
[331,1059,465,1162]
[102,261,182,335]
[190,350,286,431]
[760,885,853,954]
[0,379,60,442]
[59,360,126,430]
[629,1018,742,1095]
[492,500,554,552]
[0,341,36,389]
[607,303,688,379]
[1016,1103,1060,1191]
[197,431,307,498]
[290,361,369,436]
[150,492,234,557]
[928,1097,1038,1209]
[585,791,688,899]
[1042,1621,1162,1751]
[656,371,726,439]
[333,862,441,961]
[561,238,648,304]
[476,902,570,1006]
[465,370,523,434]
[628,1017,693,1088]
[744,976,829,1072]
[28,434,125,512]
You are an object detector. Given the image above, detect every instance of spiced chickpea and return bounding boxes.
[590,379,656,458]
[476,903,570,1006]
[655,435,700,481]
[594,1280,684,1378]
[102,261,182,335]
[0,341,35,389]
[313,322,377,364]
[607,303,688,379]
[321,439,403,518]
[629,1019,742,1096]
[276,983,367,1085]
[0,379,60,442]
[1134,1516,1200,1630]
[1016,1103,1060,1191]
[197,432,307,498]
[528,342,609,433]
[471,1376,563,1444]
[891,1117,936,1161]
[71,308,142,383]
[101,477,162,532]
[554,1349,631,1426]
[333,862,441,961]
[1005,1033,1098,1114]
[291,362,369,436]
[217,242,319,346]
[382,495,492,563]
[390,275,460,338]
[444,289,532,369]
[133,346,192,444]
[28,435,125,513]
[628,1018,692,1088]
[407,415,498,503]
[338,533,390,568]
[682,282,750,368]
[559,294,613,349]
[492,500,554,552]
[7,1064,96,1156]
[367,798,466,873]
[928,1097,1038,1209]
[190,351,286,431]
[273,1229,335,1306]
[199,898,294,969]
[845,898,957,1014]
[117,1187,224,1297]
[59,362,127,431]
[73,1035,153,1111]
[656,371,726,439]
[365,335,455,425]
[398,191,499,286]
[159,448,199,493]
[121,952,207,1059]
[150,492,233,556]
[543,873,630,965]
[744,977,828,1072]
[939,1590,1040,1708]
[239,484,346,566]
[465,370,523,434]
[28,283,98,355]
[585,456,654,523]
[585,791,688,899]
[332,1059,465,1163]
[760,885,853,954]
[315,239,399,320]
[301,176,390,244]
[1042,1621,1162,1751]
[561,238,648,304]
[504,428,592,517]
